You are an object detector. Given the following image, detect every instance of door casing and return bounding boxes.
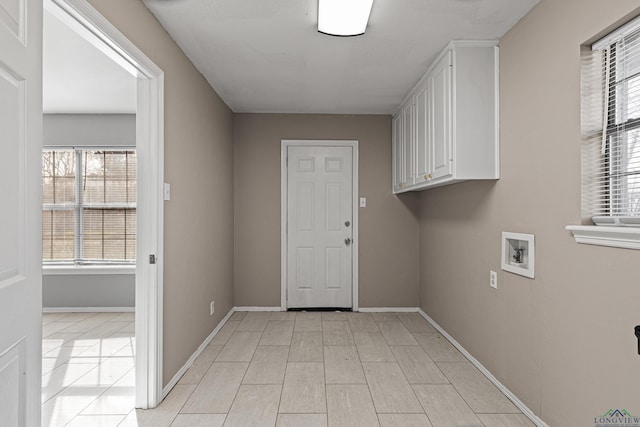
[281,140,359,311]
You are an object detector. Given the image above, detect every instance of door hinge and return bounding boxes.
[149,254,156,264]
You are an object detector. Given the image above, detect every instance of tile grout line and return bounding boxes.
[219,320,267,422]
[322,341,328,419]
[169,380,201,427]
[42,312,133,426]
[273,341,290,421]
[116,408,135,426]
[42,314,121,403]
[432,366,483,420]
[398,319,476,418]
[374,314,447,423]
[349,318,387,426]
[417,309,548,427]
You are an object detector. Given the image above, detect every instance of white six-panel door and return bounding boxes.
[286,145,353,308]
[0,0,43,425]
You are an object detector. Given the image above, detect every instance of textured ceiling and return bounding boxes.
[143,0,539,114]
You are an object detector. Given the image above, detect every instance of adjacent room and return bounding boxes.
[40,5,138,426]
[0,0,638,427]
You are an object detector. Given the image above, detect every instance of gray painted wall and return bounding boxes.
[43,274,135,308]
[233,114,420,308]
[417,2,640,426]
[43,113,136,308]
[43,113,135,147]
[88,0,235,386]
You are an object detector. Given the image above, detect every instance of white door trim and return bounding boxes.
[45,0,165,409]
[281,140,359,311]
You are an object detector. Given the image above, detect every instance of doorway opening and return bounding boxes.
[41,0,164,418]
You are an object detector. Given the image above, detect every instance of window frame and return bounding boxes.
[602,42,640,218]
[42,146,137,265]
[568,15,640,250]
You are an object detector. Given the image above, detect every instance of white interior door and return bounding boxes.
[0,0,43,426]
[287,146,353,308]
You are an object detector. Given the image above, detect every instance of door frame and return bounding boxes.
[45,0,165,408]
[280,140,359,311]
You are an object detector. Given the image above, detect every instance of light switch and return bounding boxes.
[359,197,366,208]
[164,183,171,201]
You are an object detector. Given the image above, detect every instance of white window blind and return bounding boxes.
[583,18,640,225]
[42,148,136,264]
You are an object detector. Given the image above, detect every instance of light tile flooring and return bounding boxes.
[42,311,135,427]
[42,311,535,427]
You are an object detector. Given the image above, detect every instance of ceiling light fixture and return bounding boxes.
[318,0,374,37]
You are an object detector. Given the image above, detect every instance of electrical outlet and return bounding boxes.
[490,271,497,289]
[210,301,215,316]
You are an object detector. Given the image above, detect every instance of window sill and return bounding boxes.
[565,225,640,250]
[43,265,136,276]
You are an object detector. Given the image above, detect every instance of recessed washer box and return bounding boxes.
[501,232,535,279]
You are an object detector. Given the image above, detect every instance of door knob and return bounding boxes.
[345,238,351,246]
[345,221,351,227]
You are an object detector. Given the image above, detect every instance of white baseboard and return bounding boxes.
[358,307,419,313]
[232,307,419,313]
[234,306,282,312]
[417,309,549,427]
[162,307,236,399]
[43,307,135,313]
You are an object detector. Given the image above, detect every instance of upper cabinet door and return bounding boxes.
[392,114,403,192]
[401,101,415,187]
[415,80,430,183]
[430,51,453,181]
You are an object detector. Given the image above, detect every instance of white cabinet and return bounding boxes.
[401,101,415,188]
[392,114,403,193]
[392,40,499,193]
[391,98,416,192]
[430,50,453,182]
[414,78,430,183]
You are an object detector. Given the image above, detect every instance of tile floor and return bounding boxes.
[41,311,135,427]
[42,310,535,427]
